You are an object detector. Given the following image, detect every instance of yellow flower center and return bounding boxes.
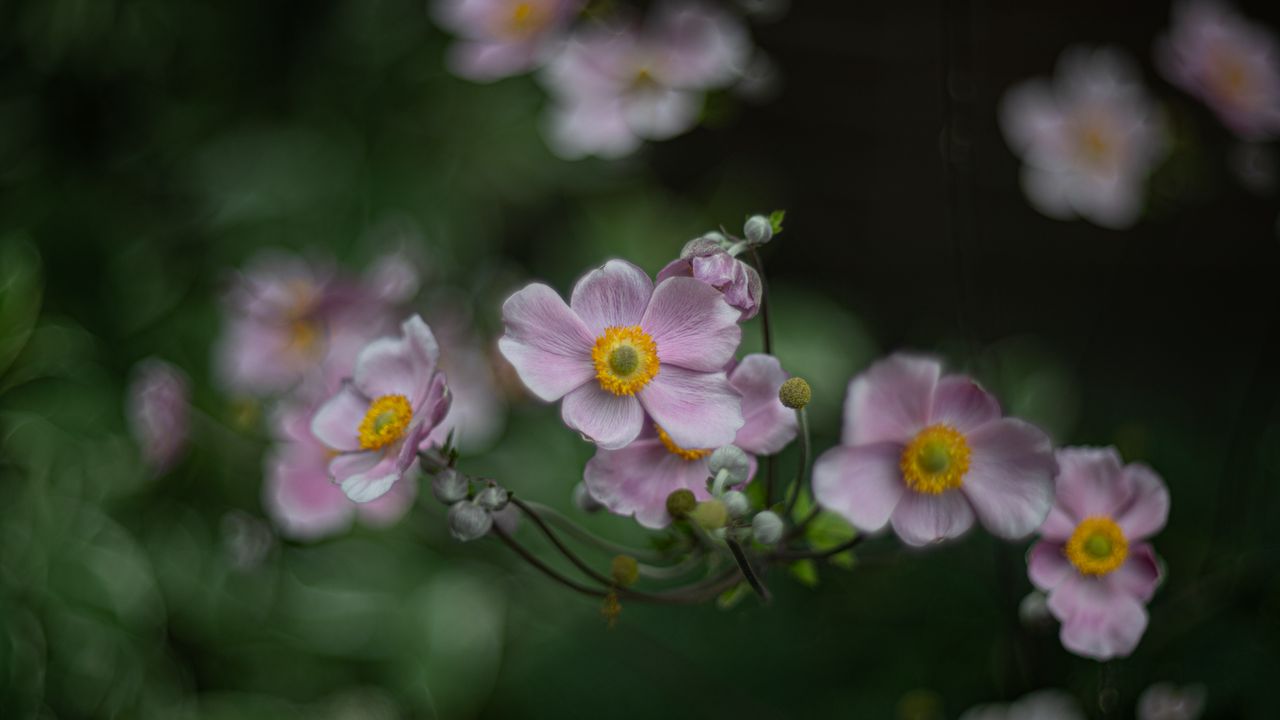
[357,394,413,451]
[900,424,970,494]
[287,319,321,356]
[1065,516,1128,576]
[655,424,711,461]
[1079,126,1111,165]
[501,1,547,37]
[592,325,659,396]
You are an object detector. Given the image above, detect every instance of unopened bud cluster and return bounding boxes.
[662,443,787,545]
[427,462,507,542]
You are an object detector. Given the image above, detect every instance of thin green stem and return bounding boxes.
[637,550,707,580]
[770,534,863,562]
[749,246,773,355]
[783,408,811,518]
[522,500,667,563]
[490,522,610,599]
[726,538,772,603]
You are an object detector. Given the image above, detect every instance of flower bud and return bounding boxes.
[1018,590,1052,628]
[573,482,604,513]
[447,501,492,541]
[743,215,773,245]
[778,377,811,410]
[722,490,750,519]
[475,484,509,511]
[611,555,639,587]
[752,510,784,544]
[690,500,728,530]
[666,489,697,518]
[430,468,469,505]
[708,445,750,486]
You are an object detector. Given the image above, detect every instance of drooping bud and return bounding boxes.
[430,468,469,505]
[573,482,604,513]
[447,501,492,541]
[666,489,697,518]
[1018,590,1052,628]
[708,445,750,486]
[690,500,728,530]
[752,510,784,544]
[743,215,773,245]
[778,377,811,410]
[611,555,639,587]
[722,490,750,519]
[475,484,509,511]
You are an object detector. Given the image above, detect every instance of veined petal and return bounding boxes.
[1048,573,1149,660]
[561,383,645,449]
[811,443,905,533]
[569,259,653,337]
[637,366,742,450]
[310,382,368,452]
[729,353,798,456]
[498,283,595,401]
[843,354,941,446]
[930,375,1002,433]
[1027,541,1072,591]
[890,490,975,546]
[961,418,1057,539]
[641,276,741,372]
[584,439,712,529]
[1114,462,1170,541]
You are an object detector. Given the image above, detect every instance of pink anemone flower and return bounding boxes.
[311,316,451,503]
[583,354,797,527]
[1027,447,1169,660]
[264,401,416,541]
[657,235,762,320]
[432,0,584,82]
[1000,46,1169,229]
[1157,1,1280,140]
[498,259,744,451]
[812,354,1058,547]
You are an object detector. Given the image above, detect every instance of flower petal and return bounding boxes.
[569,259,653,337]
[1114,462,1170,541]
[498,283,595,401]
[1048,573,1149,660]
[641,276,741,372]
[352,316,440,403]
[890,490,975,546]
[961,418,1058,539]
[637,366,742,450]
[584,439,712,528]
[357,473,418,528]
[811,443,906,533]
[263,444,355,541]
[843,354,941,446]
[310,382,368,452]
[1107,542,1161,603]
[930,375,1002,433]
[729,354,797,456]
[1027,541,1072,592]
[1053,446,1129,521]
[334,452,403,504]
[561,383,644,449]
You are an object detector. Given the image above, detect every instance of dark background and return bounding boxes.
[2,0,1279,717]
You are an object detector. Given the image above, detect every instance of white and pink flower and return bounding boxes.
[583,353,797,527]
[126,358,191,474]
[498,259,744,451]
[1000,47,1169,229]
[1027,447,1169,660]
[812,354,1058,547]
[657,235,763,320]
[432,0,584,82]
[311,316,451,503]
[539,1,751,158]
[1157,1,1280,140]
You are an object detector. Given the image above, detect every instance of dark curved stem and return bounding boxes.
[509,495,619,589]
[727,538,772,603]
[490,522,610,599]
[783,409,811,522]
[748,246,773,355]
[771,534,864,562]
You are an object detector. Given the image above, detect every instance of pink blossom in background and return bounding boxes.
[126,358,191,474]
[539,1,751,158]
[214,250,417,397]
[1027,447,1169,660]
[959,689,1085,720]
[584,353,797,527]
[1137,682,1206,720]
[311,316,451,503]
[1157,1,1280,140]
[499,259,743,451]
[432,0,584,82]
[812,354,1057,547]
[657,235,763,320]
[264,401,416,541]
[1000,46,1169,229]
[426,304,508,452]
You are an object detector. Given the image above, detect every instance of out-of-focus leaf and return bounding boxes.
[789,559,819,587]
[716,581,751,609]
[0,236,42,377]
[795,489,858,553]
[769,209,786,235]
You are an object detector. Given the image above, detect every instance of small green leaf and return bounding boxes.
[794,490,858,552]
[716,582,751,609]
[768,209,786,235]
[789,559,819,587]
[828,551,857,570]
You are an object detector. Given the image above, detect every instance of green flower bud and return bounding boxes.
[778,377,811,410]
[611,555,639,587]
[708,445,750,486]
[666,489,697,518]
[448,501,492,542]
[722,490,750,519]
[743,215,773,245]
[430,468,469,505]
[752,510,784,544]
[690,500,728,530]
